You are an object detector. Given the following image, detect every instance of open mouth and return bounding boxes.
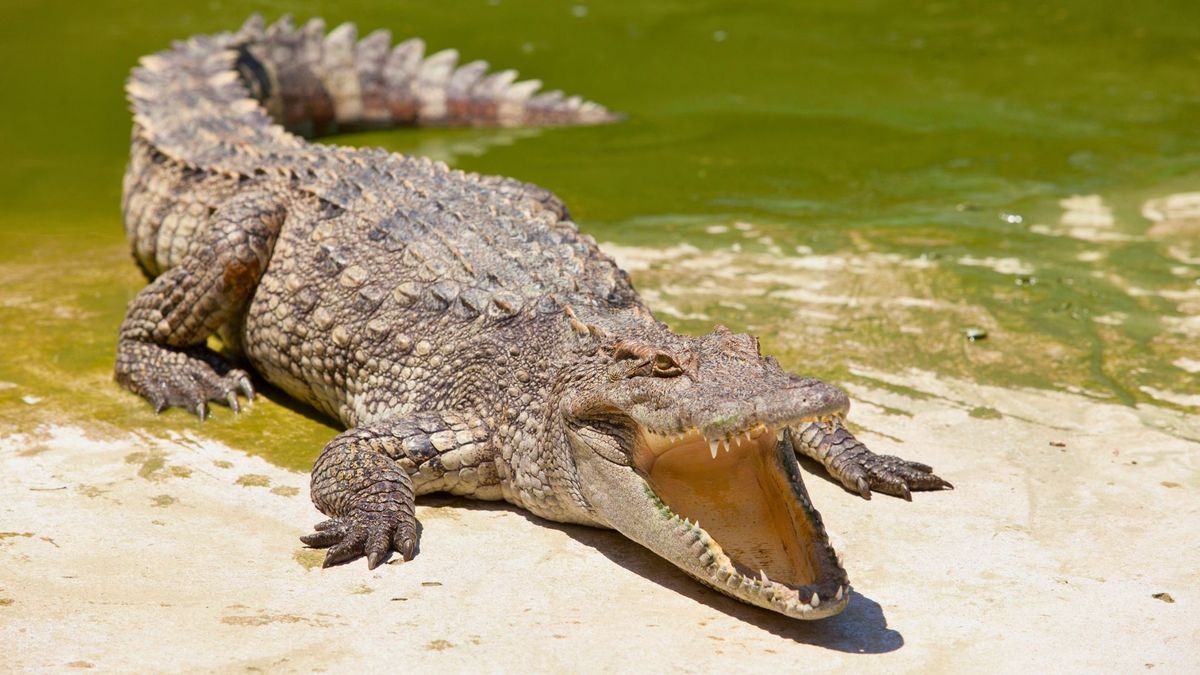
[633,421,849,618]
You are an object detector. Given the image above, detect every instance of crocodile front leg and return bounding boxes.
[115,190,286,419]
[789,421,952,500]
[302,412,493,569]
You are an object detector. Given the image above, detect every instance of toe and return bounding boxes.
[866,455,949,499]
[301,528,345,548]
[394,523,418,560]
[364,528,392,570]
[301,520,348,548]
[322,531,367,568]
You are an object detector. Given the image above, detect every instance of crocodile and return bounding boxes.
[116,15,951,620]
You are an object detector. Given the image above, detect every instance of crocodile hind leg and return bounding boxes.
[115,191,285,419]
[302,412,493,569]
[789,421,952,500]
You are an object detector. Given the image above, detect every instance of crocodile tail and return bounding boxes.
[235,14,619,137]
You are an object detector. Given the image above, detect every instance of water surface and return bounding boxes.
[1,0,1197,466]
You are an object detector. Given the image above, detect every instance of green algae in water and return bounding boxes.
[0,1,1198,471]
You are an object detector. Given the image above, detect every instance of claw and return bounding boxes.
[238,377,255,401]
[367,549,388,570]
[195,400,208,422]
[226,391,240,413]
[855,476,872,500]
[394,526,417,560]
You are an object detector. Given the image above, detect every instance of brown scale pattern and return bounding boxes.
[120,15,637,557]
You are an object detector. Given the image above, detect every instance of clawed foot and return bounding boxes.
[789,422,953,501]
[301,511,418,570]
[115,342,254,420]
[838,454,953,501]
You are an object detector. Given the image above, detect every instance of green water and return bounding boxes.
[1,1,1197,467]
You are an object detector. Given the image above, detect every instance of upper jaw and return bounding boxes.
[642,412,847,460]
[639,379,851,444]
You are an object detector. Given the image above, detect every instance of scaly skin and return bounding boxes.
[116,15,951,620]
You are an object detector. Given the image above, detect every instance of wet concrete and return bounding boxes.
[3,371,1195,672]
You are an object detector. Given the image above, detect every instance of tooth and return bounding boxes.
[724,436,731,452]
[708,439,719,459]
[810,591,820,607]
[759,569,769,584]
[835,586,844,601]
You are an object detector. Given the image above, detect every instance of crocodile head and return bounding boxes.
[559,324,852,619]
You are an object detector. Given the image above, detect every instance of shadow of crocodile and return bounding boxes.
[418,495,903,654]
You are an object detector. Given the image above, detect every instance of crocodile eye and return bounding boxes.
[611,341,685,379]
[651,353,683,378]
